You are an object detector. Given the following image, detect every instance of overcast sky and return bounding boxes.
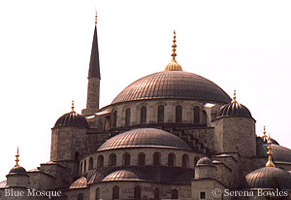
[0,0,291,180]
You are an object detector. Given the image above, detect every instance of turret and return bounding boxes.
[6,147,29,188]
[213,90,256,158]
[50,101,89,183]
[82,13,101,116]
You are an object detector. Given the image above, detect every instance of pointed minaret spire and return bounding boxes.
[88,12,101,79]
[165,30,182,71]
[266,133,275,167]
[15,146,20,167]
[82,12,101,115]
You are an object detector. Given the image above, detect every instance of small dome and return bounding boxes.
[102,169,147,182]
[217,101,252,119]
[54,111,89,128]
[196,157,213,166]
[97,128,191,152]
[8,166,27,176]
[69,177,87,189]
[246,167,291,189]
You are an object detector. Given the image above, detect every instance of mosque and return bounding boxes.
[0,14,291,200]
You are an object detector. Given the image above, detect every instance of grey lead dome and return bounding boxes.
[97,128,191,152]
[112,71,231,105]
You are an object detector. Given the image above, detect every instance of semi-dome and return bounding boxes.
[8,166,27,176]
[111,71,231,105]
[196,157,213,166]
[54,111,89,128]
[102,169,148,182]
[97,128,191,152]
[217,95,252,119]
[245,167,291,189]
[69,176,87,189]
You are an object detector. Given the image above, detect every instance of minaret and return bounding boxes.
[82,12,101,115]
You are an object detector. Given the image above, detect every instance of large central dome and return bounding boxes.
[112,71,231,105]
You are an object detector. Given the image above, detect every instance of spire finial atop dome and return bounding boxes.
[232,90,237,103]
[165,30,182,71]
[71,100,75,113]
[15,146,20,167]
[266,133,275,167]
[171,30,177,60]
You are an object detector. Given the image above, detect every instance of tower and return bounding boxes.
[82,13,101,116]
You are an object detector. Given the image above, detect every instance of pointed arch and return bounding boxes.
[122,153,131,166]
[168,153,176,166]
[112,186,119,200]
[109,153,117,167]
[89,157,93,170]
[125,108,131,126]
[194,106,200,123]
[97,155,104,168]
[138,153,146,166]
[175,105,182,123]
[157,105,164,123]
[140,106,147,124]
[182,154,189,168]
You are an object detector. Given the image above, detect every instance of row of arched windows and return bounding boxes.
[82,153,201,173]
[95,186,178,200]
[112,105,206,128]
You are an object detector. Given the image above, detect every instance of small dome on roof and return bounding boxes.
[196,157,213,166]
[102,169,148,182]
[54,111,89,128]
[246,167,291,189]
[8,166,27,176]
[217,91,252,119]
[69,177,87,189]
[97,128,191,152]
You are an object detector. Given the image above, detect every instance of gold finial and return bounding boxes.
[266,133,275,167]
[71,100,75,112]
[95,11,97,25]
[171,30,177,61]
[232,90,237,103]
[262,126,267,142]
[15,146,20,167]
[165,30,182,71]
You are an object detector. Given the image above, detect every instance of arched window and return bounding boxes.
[134,186,141,200]
[96,188,100,200]
[89,157,93,170]
[157,105,164,123]
[125,108,131,126]
[153,152,160,166]
[123,153,131,166]
[194,156,200,166]
[171,189,178,199]
[194,106,200,123]
[80,162,83,174]
[77,193,84,200]
[84,160,87,173]
[154,188,160,200]
[138,153,146,166]
[182,154,189,168]
[168,153,176,166]
[202,111,207,125]
[112,186,119,200]
[112,111,117,128]
[140,106,147,124]
[97,155,104,168]
[109,153,117,167]
[175,105,182,123]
